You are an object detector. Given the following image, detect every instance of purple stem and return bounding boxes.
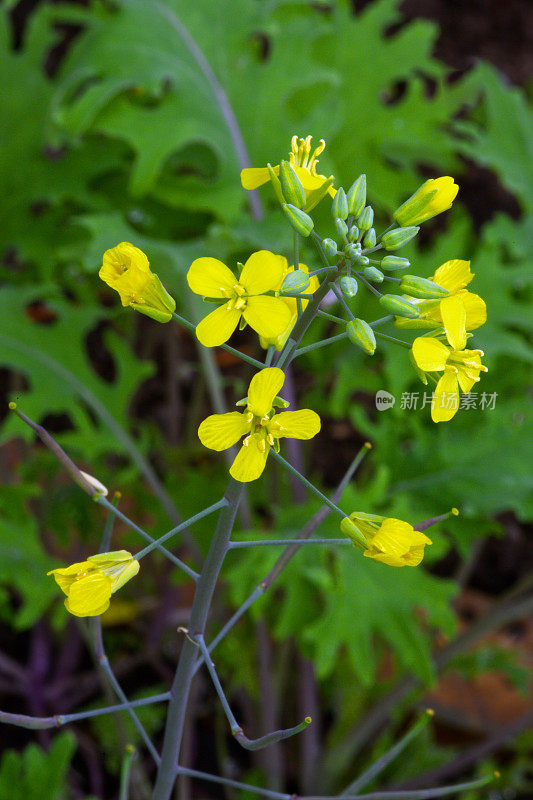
[154,1,263,221]
[280,366,306,503]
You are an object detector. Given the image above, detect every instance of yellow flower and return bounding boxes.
[395,260,486,335]
[48,550,140,618]
[99,243,176,322]
[393,176,459,227]
[241,135,336,201]
[341,513,432,567]
[187,251,292,347]
[259,260,320,351]
[411,310,488,422]
[198,367,320,482]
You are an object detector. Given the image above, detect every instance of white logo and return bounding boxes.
[375,390,395,411]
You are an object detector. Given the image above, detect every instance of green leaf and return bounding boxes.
[0,287,154,463]
[0,484,57,629]
[0,734,84,800]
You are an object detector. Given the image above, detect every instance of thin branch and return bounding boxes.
[0,695,170,730]
[200,445,371,663]
[91,619,161,765]
[269,451,347,518]
[119,745,136,800]
[172,312,265,369]
[228,538,350,549]
[97,496,199,581]
[195,635,311,751]
[342,710,434,795]
[175,766,290,800]
[134,498,227,560]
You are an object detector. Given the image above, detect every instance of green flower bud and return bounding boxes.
[348,225,359,243]
[282,204,314,237]
[399,274,449,299]
[363,228,376,248]
[381,226,419,250]
[379,294,420,319]
[323,238,338,258]
[281,270,311,294]
[334,218,348,240]
[267,163,286,206]
[347,318,376,355]
[339,276,358,298]
[346,174,366,218]
[355,256,369,267]
[331,187,348,220]
[363,266,384,282]
[279,160,306,208]
[381,256,411,270]
[344,243,362,261]
[357,205,374,233]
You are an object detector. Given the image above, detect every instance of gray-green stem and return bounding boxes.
[152,479,243,800]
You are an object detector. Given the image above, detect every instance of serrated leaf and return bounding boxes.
[0,287,154,462]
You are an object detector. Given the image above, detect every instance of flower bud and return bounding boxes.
[355,255,369,266]
[393,177,458,226]
[323,238,338,258]
[339,276,358,298]
[267,163,286,206]
[340,515,370,548]
[347,225,359,242]
[346,318,376,355]
[334,218,348,240]
[346,174,366,218]
[357,205,374,233]
[282,204,314,237]
[399,274,449,299]
[381,256,411,270]
[331,187,348,220]
[281,270,311,294]
[344,243,362,261]
[363,266,384,282]
[379,294,420,318]
[279,160,306,208]
[381,226,419,250]
[363,228,376,248]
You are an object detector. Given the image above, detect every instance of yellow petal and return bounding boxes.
[243,296,292,339]
[462,292,487,330]
[455,350,484,393]
[440,295,467,350]
[195,303,241,347]
[412,337,450,372]
[269,410,321,440]
[100,242,151,286]
[240,167,275,190]
[198,412,250,451]
[364,519,431,567]
[432,371,459,423]
[247,368,285,418]
[187,257,237,298]
[293,166,329,193]
[64,574,113,617]
[240,251,286,295]
[47,561,93,595]
[432,259,473,293]
[230,439,270,482]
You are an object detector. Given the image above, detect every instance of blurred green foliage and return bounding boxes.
[0,732,97,800]
[0,0,531,796]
